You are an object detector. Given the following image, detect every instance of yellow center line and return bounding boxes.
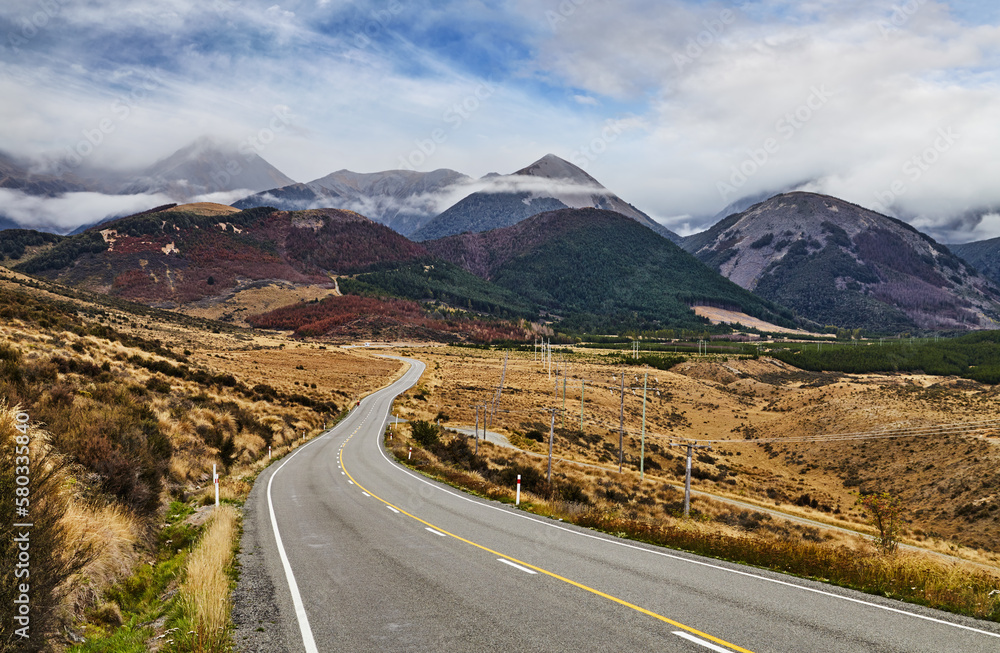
[338,430,755,653]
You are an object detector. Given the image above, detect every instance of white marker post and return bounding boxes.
[213,464,219,507]
[408,447,412,460]
[515,474,521,506]
[268,445,271,460]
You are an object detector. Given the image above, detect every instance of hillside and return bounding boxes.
[11,206,391,305]
[4,203,535,340]
[0,266,401,647]
[410,154,680,243]
[683,192,1000,333]
[410,191,568,241]
[424,208,794,333]
[949,237,1000,286]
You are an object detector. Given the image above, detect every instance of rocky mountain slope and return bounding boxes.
[120,137,295,198]
[683,192,1000,332]
[948,237,1000,287]
[410,154,680,243]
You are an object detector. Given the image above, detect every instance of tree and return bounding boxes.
[857,491,902,554]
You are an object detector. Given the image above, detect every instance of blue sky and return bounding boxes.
[2,1,1000,240]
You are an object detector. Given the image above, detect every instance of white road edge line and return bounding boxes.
[387,506,400,513]
[498,558,537,574]
[371,357,1000,641]
[425,527,447,537]
[267,444,322,653]
[361,492,371,497]
[673,630,734,652]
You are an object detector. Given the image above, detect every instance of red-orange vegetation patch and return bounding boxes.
[248,295,528,343]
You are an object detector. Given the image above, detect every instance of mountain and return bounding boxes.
[682,192,1000,332]
[410,154,681,243]
[11,204,412,305]
[948,237,1000,286]
[423,207,793,333]
[119,137,295,199]
[0,150,94,197]
[7,202,529,321]
[232,168,470,236]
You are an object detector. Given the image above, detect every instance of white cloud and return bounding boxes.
[0,189,175,231]
[3,0,1000,242]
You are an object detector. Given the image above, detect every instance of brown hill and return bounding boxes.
[12,207,427,307]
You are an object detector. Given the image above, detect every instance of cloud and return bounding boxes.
[0,189,177,232]
[2,0,1000,242]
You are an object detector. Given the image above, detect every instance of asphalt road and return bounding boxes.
[236,356,1000,652]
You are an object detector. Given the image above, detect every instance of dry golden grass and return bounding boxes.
[394,345,1000,558]
[177,282,339,326]
[163,203,241,216]
[59,502,143,619]
[179,505,238,652]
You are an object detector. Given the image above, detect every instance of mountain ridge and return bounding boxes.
[683,192,1000,332]
[410,154,681,243]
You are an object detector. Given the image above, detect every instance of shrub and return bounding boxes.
[410,420,439,447]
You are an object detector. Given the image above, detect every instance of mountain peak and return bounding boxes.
[683,191,1000,331]
[514,154,602,187]
[121,137,296,199]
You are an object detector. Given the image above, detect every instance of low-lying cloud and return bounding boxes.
[0,188,257,233]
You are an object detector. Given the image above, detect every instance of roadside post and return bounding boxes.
[669,441,713,517]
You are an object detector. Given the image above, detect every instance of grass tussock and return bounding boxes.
[391,428,1000,622]
[173,505,239,653]
[0,403,99,649]
[59,501,144,620]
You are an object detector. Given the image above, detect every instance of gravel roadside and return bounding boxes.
[231,472,290,653]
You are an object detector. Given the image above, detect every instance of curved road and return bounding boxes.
[237,357,1000,652]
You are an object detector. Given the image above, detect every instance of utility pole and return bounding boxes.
[640,371,648,480]
[490,351,508,430]
[474,405,480,455]
[669,441,713,517]
[580,379,585,432]
[618,373,625,473]
[547,339,552,378]
[562,375,567,429]
[547,408,556,483]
